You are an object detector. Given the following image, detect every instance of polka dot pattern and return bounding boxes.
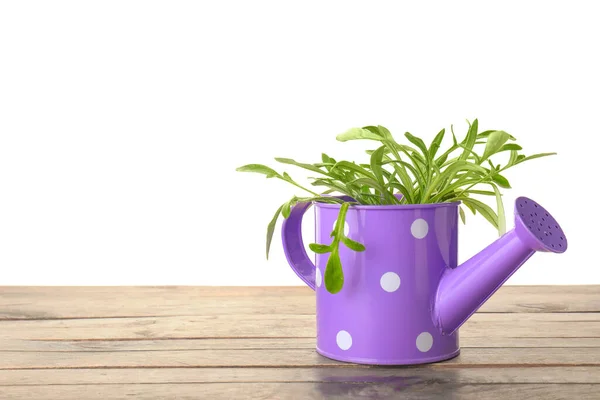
[336,330,352,350]
[416,332,433,352]
[380,272,401,292]
[411,218,428,239]
[315,267,322,288]
[313,207,464,364]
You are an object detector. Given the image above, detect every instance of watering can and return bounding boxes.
[281,196,567,365]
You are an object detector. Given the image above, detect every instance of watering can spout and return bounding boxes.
[435,197,567,335]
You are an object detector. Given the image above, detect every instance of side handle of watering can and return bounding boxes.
[281,201,316,290]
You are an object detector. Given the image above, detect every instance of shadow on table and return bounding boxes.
[312,367,461,399]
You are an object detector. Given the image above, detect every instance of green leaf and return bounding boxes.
[458,197,499,229]
[310,178,354,197]
[459,119,478,161]
[275,158,330,176]
[377,126,394,140]
[382,160,423,182]
[350,177,398,204]
[395,144,427,168]
[515,152,557,164]
[435,143,459,167]
[380,143,428,193]
[281,196,298,219]
[451,125,458,145]
[236,164,281,178]
[436,153,449,166]
[478,130,516,140]
[499,143,522,152]
[337,127,382,142]
[301,195,344,204]
[437,161,487,188]
[439,156,459,168]
[378,168,395,183]
[281,172,319,196]
[374,125,395,141]
[323,202,352,293]
[423,160,488,202]
[476,130,495,139]
[459,207,466,224]
[380,157,416,201]
[404,132,429,160]
[370,145,386,185]
[238,120,557,284]
[319,189,336,195]
[429,128,446,159]
[321,153,336,172]
[456,143,481,164]
[463,200,476,215]
[393,151,427,189]
[324,249,344,294]
[332,161,377,180]
[481,131,511,161]
[491,174,511,188]
[428,177,484,203]
[341,236,366,252]
[266,205,283,259]
[508,150,519,166]
[463,189,496,196]
[388,182,413,204]
[491,183,506,236]
[309,243,331,253]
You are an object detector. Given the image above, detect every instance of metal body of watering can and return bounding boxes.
[281,196,567,365]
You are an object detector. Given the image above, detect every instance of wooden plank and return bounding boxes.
[1,366,599,385]
[1,347,599,369]
[1,286,598,320]
[1,313,598,341]
[0,289,314,320]
[0,383,599,400]
[481,285,600,313]
[0,314,314,340]
[0,287,598,400]
[2,336,600,352]
[1,285,597,299]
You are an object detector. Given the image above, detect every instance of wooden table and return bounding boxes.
[0,286,599,399]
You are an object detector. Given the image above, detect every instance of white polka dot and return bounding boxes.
[333,220,350,236]
[336,330,352,350]
[416,332,433,352]
[411,218,428,239]
[315,268,322,288]
[380,272,401,292]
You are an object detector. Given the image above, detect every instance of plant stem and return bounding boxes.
[284,178,319,196]
[450,174,490,200]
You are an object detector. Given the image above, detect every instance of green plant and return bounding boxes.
[237,119,555,294]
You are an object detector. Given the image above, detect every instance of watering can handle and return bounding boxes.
[281,201,316,291]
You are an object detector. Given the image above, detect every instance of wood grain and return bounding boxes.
[1,313,598,341]
[2,336,599,352]
[2,366,600,385]
[1,383,599,400]
[0,286,598,399]
[1,286,599,320]
[2,347,600,370]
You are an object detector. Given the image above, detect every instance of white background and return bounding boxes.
[0,1,597,285]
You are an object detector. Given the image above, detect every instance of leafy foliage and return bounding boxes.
[237,120,556,293]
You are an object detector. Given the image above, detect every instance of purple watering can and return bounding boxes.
[282,196,567,365]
